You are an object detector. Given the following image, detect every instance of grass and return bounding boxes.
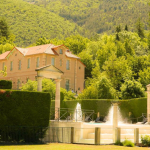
[0,143,148,150]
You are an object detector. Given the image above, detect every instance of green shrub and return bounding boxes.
[0,80,12,89]
[114,140,123,146]
[141,135,150,147]
[0,90,51,143]
[122,139,134,147]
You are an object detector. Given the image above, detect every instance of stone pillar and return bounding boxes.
[134,128,139,144]
[147,84,150,124]
[55,79,61,120]
[95,127,101,145]
[112,102,119,143]
[113,103,118,128]
[113,127,120,143]
[37,76,43,92]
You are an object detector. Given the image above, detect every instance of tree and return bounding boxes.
[116,25,121,33]
[97,76,116,99]
[0,66,7,77]
[0,18,10,39]
[103,55,132,90]
[63,35,89,54]
[121,79,145,99]
[78,50,93,79]
[78,85,98,99]
[125,24,128,31]
[21,80,37,91]
[138,67,150,90]
[136,18,145,39]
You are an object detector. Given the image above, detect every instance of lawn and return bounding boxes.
[0,143,148,150]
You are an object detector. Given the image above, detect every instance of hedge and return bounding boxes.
[51,98,147,120]
[0,90,51,143]
[0,80,12,89]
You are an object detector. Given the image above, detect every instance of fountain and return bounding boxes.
[74,103,82,122]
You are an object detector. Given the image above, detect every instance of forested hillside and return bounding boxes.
[23,0,150,34]
[0,0,92,47]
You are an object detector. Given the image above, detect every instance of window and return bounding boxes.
[59,49,63,54]
[65,79,70,91]
[66,60,70,70]
[2,62,5,71]
[60,59,62,66]
[18,60,21,70]
[79,66,81,69]
[10,61,13,71]
[27,58,30,68]
[51,57,55,66]
[36,57,39,67]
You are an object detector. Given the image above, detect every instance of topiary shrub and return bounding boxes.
[141,135,150,147]
[0,90,51,143]
[122,139,134,147]
[0,80,12,89]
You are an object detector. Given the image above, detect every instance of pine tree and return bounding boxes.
[116,25,121,33]
[125,24,128,31]
[0,18,10,39]
[116,33,120,41]
[136,18,145,39]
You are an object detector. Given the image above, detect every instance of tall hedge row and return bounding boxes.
[0,90,51,143]
[51,98,147,119]
[0,80,12,89]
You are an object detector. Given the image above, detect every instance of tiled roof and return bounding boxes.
[26,44,52,56]
[65,51,80,59]
[0,44,81,60]
[16,47,28,56]
[0,51,10,60]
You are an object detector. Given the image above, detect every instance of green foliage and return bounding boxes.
[63,35,90,55]
[0,18,10,39]
[21,79,75,101]
[136,18,145,39]
[114,141,123,146]
[23,0,149,35]
[97,76,116,99]
[21,80,37,91]
[0,90,50,142]
[122,139,134,147]
[141,135,150,147]
[121,79,145,99]
[0,80,12,89]
[78,50,93,78]
[0,0,92,47]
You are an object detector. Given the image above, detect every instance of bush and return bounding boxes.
[114,140,123,146]
[141,135,150,147]
[0,80,12,89]
[122,139,134,147]
[121,79,145,99]
[0,90,51,143]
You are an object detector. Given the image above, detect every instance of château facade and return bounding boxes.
[0,44,85,94]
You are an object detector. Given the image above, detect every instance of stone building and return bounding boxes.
[0,44,85,94]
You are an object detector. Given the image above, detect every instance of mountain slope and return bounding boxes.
[1,0,92,47]
[23,0,150,34]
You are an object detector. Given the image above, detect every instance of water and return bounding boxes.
[74,103,82,122]
[106,105,124,125]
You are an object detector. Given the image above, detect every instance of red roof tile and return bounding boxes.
[65,51,80,59]
[0,51,10,60]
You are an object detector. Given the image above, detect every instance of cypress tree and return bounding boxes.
[125,24,128,31]
[0,18,10,39]
[136,18,145,39]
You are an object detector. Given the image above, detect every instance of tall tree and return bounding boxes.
[125,24,128,31]
[136,18,145,39]
[0,18,10,39]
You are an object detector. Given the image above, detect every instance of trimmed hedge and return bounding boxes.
[0,90,51,143]
[0,80,12,89]
[51,98,147,120]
